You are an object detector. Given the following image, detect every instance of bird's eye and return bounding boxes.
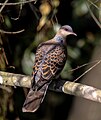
[64,28,68,31]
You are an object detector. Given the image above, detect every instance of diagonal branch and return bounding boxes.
[86,1,101,29]
[0,71,101,104]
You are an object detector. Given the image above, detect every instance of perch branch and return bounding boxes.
[0,71,101,104]
[63,81,101,103]
[0,71,31,88]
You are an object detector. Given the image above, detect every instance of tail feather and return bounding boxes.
[22,84,48,112]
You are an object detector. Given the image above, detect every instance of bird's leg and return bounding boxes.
[50,76,66,92]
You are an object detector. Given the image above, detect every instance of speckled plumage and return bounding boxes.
[22,25,77,112]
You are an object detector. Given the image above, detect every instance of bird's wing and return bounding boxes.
[32,43,67,89]
[41,45,67,80]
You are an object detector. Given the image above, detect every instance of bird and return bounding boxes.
[22,25,77,112]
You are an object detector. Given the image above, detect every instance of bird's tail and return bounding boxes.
[22,84,48,112]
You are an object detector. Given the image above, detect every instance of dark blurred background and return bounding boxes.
[0,0,101,120]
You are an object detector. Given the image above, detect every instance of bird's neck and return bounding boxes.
[53,35,67,46]
[54,35,64,41]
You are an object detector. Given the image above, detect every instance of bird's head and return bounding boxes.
[54,25,77,45]
[58,25,77,38]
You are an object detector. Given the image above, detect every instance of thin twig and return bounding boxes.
[11,1,23,20]
[86,1,101,29]
[0,0,36,6]
[0,29,24,34]
[69,60,100,72]
[93,0,99,4]
[88,0,101,10]
[1,48,8,65]
[0,0,8,13]
[73,59,101,82]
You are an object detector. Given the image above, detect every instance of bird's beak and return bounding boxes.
[69,32,77,36]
